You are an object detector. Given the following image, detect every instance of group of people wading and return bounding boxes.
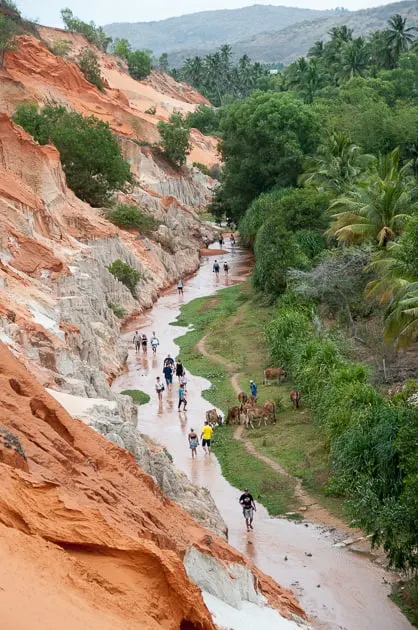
[131,230,257,531]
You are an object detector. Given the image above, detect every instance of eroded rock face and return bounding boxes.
[0,341,305,629]
[0,425,28,472]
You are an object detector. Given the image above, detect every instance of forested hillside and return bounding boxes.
[104,1,418,66]
[191,13,418,610]
[104,5,334,58]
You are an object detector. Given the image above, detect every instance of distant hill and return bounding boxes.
[229,0,418,64]
[104,4,337,57]
[104,1,418,67]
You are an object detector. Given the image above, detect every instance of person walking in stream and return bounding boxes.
[213,260,220,277]
[163,362,173,390]
[177,278,184,296]
[200,421,213,455]
[239,488,256,532]
[188,428,199,458]
[180,371,188,392]
[178,385,187,411]
[133,331,141,354]
[155,376,165,402]
[175,359,184,384]
[223,261,229,276]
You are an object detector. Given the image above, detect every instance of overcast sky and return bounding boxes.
[17,0,399,26]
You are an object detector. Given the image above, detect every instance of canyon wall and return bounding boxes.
[0,23,307,628]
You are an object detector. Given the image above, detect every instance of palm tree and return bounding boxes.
[336,38,370,83]
[366,215,418,347]
[385,14,417,66]
[287,57,322,103]
[308,40,324,58]
[326,148,417,246]
[300,131,373,194]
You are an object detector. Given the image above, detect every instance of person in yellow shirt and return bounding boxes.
[200,421,213,455]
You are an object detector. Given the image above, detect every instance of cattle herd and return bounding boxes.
[204,368,301,431]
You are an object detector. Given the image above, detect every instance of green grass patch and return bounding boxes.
[120,389,150,405]
[174,280,345,520]
[391,578,418,628]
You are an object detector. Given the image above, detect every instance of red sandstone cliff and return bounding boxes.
[0,341,304,629]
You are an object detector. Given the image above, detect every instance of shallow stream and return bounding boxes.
[112,243,411,630]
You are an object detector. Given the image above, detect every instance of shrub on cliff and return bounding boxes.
[127,49,152,80]
[158,112,191,167]
[105,204,159,234]
[60,8,111,52]
[77,48,104,91]
[13,104,132,207]
[0,13,19,66]
[106,259,140,296]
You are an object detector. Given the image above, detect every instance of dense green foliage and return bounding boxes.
[204,13,418,576]
[60,8,111,52]
[105,204,159,234]
[13,104,132,207]
[265,302,418,571]
[157,112,191,167]
[171,45,269,106]
[127,49,152,80]
[185,104,225,136]
[0,12,18,65]
[212,91,319,220]
[77,48,104,91]
[110,38,152,81]
[106,260,140,296]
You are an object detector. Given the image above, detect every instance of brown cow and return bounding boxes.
[226,405,241,425]
[237,391,248,410]
[263,367,285,385]
[246,406,270,429]
[263,400,276,422]
[206,408,222,424]
[290,390,301,409]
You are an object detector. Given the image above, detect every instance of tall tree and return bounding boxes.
[300,131,372,194]
[336,38,370,83]
[385,14,417,67]
[327,148,417,246]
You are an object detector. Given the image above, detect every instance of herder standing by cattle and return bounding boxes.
[249,380,257,401]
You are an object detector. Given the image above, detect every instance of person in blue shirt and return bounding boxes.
[249,380,257,400]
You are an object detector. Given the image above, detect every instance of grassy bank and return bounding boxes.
[391,578,418,628]
[174,281,343,518]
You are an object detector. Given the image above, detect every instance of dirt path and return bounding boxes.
[197,335,357,531]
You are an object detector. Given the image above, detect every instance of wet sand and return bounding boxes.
[112,244,412,630]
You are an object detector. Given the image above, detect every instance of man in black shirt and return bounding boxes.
[239,488,256,532]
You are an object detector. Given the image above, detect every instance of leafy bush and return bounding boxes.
[107,301,127,319]
[266,296,418,571]
[106,259,140,296]
[127,49,152,80]
[111,37,131,60]
[120,389,150,405]
[192,161,211,176]
[77,48,104,91]
[0,13,19,66]
[105,204,159,234]
[276,188,331,233]
[13,104,132,207]
[60,8,111,52]
[253,213,308,298]
[158,112,191,167]
[239,188,293,247]
[185,104,224,135]
[49,39,70,56]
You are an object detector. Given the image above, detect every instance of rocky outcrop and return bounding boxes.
[0,341,305,629]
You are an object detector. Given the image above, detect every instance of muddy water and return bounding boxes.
[112,244,411,630]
